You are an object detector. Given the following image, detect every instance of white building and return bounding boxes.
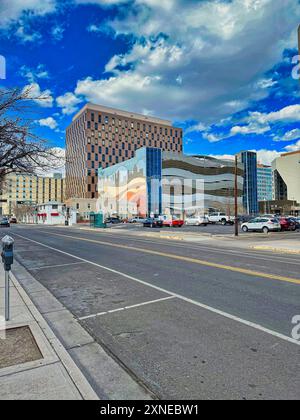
[36,202,67,225]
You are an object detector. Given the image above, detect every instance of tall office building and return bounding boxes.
[0,173,65,216]
[257,164,273,202]
[65,103,183,206]
[236,151,258,215]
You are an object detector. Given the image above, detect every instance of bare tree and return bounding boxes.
[12,203,36,222]
[0,87,64,189]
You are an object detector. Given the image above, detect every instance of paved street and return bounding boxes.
[8,225,300,400]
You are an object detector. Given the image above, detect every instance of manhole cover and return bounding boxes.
[0,326,43,369]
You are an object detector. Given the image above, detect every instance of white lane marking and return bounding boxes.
[31,261,88,270]
[79,296,176,321]
[13,232,300,347]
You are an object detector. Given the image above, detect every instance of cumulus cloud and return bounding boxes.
[275,128,300,142]
[211,149,282,166]
[56,92,82,115]
[23,83,54,107]
[228,105,300,137]
[71,0,300,124]
[38,117,58,130]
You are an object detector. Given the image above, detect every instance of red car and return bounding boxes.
[278,217,296,231]
[162,216,184,228]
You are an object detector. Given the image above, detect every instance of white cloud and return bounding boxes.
[284,140,300,152]
[23,83,54,107]
[255,149,281,165]
[230,122,270,136]
[275,128,300,142]
[71,0,300,124]
[38,117,58,130]
[37,147,66,177]
[210,149,282,166]
[15,25,42,43]
[185,122,207,134]
[0,0,56,28]
[229,105,300,137]
[256,78,277,89]
[20,64,49,83]
[56,92,82,115]
[51,24,65,41]
[264,105,300,123]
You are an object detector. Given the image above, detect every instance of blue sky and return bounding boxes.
[0,0,300,165]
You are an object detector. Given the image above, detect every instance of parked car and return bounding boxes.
[294,217,300,230]
[185,215,209,226]
[208,212,235,225]
[241,217,281,234]
[161,215,184,228]
[278,217,297,231]
[0,218,10,228]
[129,217,148,224]
[143,218,164,228]
[10,217,17,224]
[105,217,122,224]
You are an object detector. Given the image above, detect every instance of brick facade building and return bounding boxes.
[65,103,183,202]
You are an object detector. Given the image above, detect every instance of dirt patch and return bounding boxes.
[0,326,43,369]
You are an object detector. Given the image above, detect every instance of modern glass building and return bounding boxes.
[97,148,244,219]
[257,164,273,202]
[236,151,258,215]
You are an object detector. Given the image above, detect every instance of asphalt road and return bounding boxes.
[7,225,300,400]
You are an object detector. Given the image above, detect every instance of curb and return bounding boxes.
[250,246,300,255]
[10,269,99,400]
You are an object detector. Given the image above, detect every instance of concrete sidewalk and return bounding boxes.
[0,264,99,400]
[0,258,153,401]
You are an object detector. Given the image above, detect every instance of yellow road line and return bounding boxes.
[41,231,300,286]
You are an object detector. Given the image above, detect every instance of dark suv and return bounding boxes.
[0,218,10,228]
[143,218,164,228]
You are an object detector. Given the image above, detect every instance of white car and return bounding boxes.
[208,212,235,225]
[185,216,209,226]
[241,217,281,234]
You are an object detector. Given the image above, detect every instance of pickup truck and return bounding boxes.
[208,212,235,225]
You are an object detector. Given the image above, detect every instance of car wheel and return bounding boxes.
[242,226,248,232]
[262,227,269,234]
[221,219,227,226]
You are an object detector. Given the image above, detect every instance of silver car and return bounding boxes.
[185,215,209,226]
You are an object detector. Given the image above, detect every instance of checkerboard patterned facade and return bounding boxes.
[65,104,183,200]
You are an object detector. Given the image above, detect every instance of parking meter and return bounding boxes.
[1,235,14,271]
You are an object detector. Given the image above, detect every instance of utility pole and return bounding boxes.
[234,156,239,237]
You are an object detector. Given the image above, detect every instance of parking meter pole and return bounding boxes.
[5,271,10,322]
[1,235,14,322]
